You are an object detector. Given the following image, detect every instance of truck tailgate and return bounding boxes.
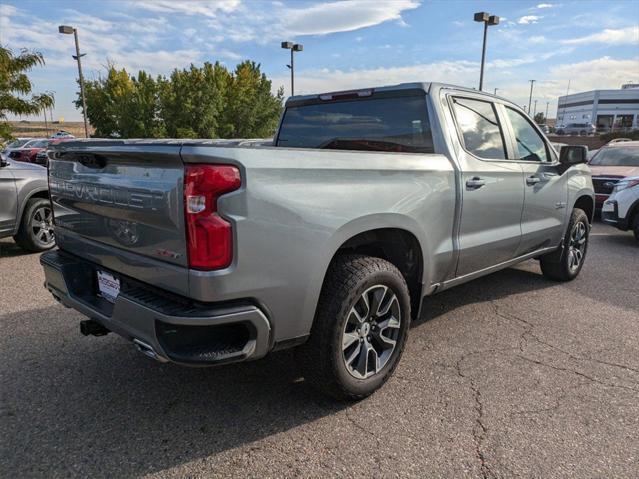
[49,142,189,291]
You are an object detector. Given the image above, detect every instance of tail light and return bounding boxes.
[184,164,241,270]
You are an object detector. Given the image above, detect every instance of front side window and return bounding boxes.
[452,97,506,160]
[505,107,549,162]
[276,94,434,153]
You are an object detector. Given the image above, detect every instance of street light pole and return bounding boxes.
[527,79,536,116]
[545,101,549,121]
[281,41,303,96]
[59,25,89,138]
[474,12,500,91]
[533,99,538,117]
[494,88,499,95]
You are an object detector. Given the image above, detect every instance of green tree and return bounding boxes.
[78,66,164,138]
[158,61,230,138]
[0,46,54,139]
[534,112,545,125]
[222,61,284,138]
[80,60,283,139]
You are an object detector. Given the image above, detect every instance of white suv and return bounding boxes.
[602,176,639,241]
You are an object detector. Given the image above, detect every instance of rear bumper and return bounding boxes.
[41,250,272,366]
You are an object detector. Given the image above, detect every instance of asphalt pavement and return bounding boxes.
[1,222,638,478]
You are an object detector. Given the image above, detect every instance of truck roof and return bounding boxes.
[285,82,498,106]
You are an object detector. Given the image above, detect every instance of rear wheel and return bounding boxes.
[301,255,411,400]
[633,214,639,241]
[13,198,55,252]
[539,208,589,281]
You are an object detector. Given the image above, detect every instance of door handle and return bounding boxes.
[526,175,541,186]
[466,177,486,189]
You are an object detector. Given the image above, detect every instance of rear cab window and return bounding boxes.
[451,97,506,160]
[276,90,434,153]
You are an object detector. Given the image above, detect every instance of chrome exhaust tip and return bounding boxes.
[133,338,168,363]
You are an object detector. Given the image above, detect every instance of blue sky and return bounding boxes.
[1,0,638,121]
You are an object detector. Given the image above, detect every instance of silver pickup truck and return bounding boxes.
[41,82,594,399]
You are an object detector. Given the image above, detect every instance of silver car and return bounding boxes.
[555,122,596,136]
[0,156,55,252]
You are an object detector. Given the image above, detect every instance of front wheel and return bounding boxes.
[539,208,589,281]
[633,214,639,242]
[300,255,411,400]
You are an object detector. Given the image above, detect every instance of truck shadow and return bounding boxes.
[0,240,30,258]
[414,265,552,326]
[2,267,550,478]
[1,305,346,478]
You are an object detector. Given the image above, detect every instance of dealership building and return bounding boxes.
[556,84,639,131]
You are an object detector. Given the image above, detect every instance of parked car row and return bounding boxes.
[552,139,638,241]
[1,132,76,166]
[554,123,597,136]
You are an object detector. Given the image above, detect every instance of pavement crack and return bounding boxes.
[524,331,639,379]
[515,354,639,393]
[492,302,639,384]
[343,409,380,443]
[456,353,496,479]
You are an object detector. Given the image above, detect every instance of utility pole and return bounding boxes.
[527,80,536,116]
[533,99,538,117]
[59,26,89,138]
[559,79,571,126]
[545,101,549,121]
[493,88,499,95]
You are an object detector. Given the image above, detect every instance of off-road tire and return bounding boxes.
[13,198,55,252]
[539,208,589,281]
[300,254,411,400]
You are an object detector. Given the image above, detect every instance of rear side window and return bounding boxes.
[452,97,506,160]
[276,94,434,153]
[505,107,549,162]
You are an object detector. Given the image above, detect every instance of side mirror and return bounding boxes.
[559,145,588,167]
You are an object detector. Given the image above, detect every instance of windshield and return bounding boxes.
[590,147,639,166]
[276,93,434,153]
[6,139,31,149]
[24,139,49,148]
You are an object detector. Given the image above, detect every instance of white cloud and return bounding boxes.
[0,3,20,17]
[204,0,421,43]
[104,49,203,74]
[529,35,547,44]
[562,26,639,45]
[548,56,639,92]
[134,0,241,18]
[280,0,420,36]
[518,15,541,24]
[536,3,554,8]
